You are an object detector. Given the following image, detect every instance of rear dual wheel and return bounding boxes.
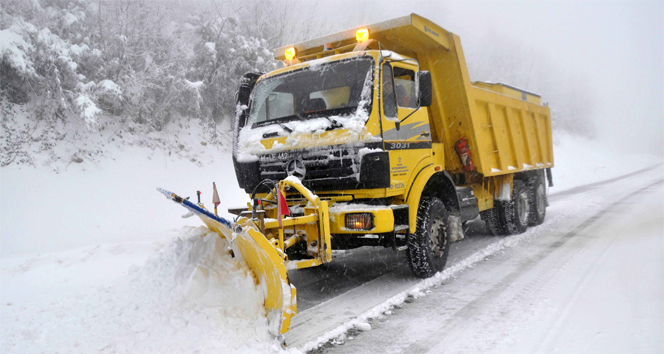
[480,207,504,236]
[481,180,530,235]
[501,180,530,234]
[528,176,547,226]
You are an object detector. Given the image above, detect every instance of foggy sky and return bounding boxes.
[283,0,663,156]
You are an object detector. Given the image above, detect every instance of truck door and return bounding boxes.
[380,62,432,194]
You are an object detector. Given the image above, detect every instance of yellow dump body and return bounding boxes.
[469,82,553,175]
[274,13,554,177]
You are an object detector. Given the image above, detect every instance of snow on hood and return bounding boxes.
[235,112,376,161]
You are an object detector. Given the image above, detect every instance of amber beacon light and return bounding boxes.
[356,28,369,43]
[284,47,297,60]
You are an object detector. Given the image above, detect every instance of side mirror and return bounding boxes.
[417,71,432,107]
[236,72,262,107]
[235,72,263,128]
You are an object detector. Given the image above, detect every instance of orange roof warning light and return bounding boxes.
[356,28,369,43]
[284,47,297,60]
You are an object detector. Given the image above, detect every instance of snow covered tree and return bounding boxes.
[1,0,287,167]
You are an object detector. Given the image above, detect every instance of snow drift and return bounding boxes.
[0,227,289,353]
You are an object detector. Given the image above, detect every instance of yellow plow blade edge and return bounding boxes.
[197,214,297,336]
[157,188,296,336]
[233,225,297,335]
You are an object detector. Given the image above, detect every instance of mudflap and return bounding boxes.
[157,188,297,335]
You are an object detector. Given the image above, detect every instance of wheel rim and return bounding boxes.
[536,184,546,217]
[517,190,529,225]
[429,218,446,257]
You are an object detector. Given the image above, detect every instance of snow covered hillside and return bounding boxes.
[1,132,661,353]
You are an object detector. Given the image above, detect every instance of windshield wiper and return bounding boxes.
[299,110,339,126]
[322,116,340,126]
[276,122,292,133]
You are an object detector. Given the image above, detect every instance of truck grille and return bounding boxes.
[258,145,362,183]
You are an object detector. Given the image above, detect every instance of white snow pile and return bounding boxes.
[1,227,291,353]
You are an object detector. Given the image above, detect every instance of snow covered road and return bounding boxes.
[289,165,664,352]
[1,157,662,353]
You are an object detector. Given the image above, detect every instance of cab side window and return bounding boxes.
[382,63,397,118]
[393,66,417,108]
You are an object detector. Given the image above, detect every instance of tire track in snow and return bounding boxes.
[548,163,662,199]
[403,178,664,353]
[290,168,663,352]
[535,180,664,352]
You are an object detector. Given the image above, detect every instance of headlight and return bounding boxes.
[345,213,374,230]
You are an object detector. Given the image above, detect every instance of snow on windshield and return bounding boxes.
[235,58,378,162]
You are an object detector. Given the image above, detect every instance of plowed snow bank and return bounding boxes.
[1,227,288,353]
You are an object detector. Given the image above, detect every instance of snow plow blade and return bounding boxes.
[157,188,297,336]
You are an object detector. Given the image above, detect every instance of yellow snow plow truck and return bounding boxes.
[160,13,553,337]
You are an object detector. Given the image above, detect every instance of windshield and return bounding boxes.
[247,58,373,127]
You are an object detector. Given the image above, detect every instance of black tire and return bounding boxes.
[407,197,451,278]
[480,207,505,236]
[528,176,547,226]
[498,180,529,235]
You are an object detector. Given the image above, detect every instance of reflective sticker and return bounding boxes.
[383,122,431,141]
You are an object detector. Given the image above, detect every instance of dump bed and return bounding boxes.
[274,13,554,176]
[468,82,553,175]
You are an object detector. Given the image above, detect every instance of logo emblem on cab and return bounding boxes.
[286,159,306,179]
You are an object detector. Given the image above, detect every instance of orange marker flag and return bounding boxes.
[212,182,221,215]
[277,189,290,228]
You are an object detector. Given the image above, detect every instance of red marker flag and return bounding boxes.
[212,182,221,215]
[277,189,290,228]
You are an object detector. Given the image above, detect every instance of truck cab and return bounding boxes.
[232,47,445,245]
[234,50,432,192]
[232,13,552,276]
